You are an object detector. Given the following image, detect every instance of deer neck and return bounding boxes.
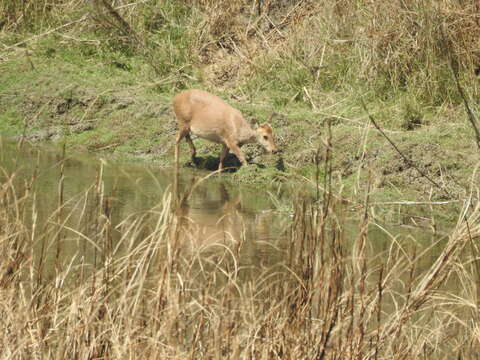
[238,127,257,146]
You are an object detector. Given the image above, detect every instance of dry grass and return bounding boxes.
[1,145,479,359]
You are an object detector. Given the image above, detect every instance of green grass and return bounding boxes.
[1,34,476,203]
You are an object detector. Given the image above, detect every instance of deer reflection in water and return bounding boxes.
[171,176,274,252]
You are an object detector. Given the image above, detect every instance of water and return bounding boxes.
[0,138,447,275]
[0,139,291,271]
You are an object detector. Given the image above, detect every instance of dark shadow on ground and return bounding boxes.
[183,154,241,172]
[275,157,285,171]
[183,154,270,172]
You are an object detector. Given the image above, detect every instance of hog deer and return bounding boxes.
[173,89,278,170]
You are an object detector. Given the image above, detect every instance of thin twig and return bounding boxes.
[303,87,317,110]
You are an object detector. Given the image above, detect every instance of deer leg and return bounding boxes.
[218,144,229,171]
[175,128,190,167]
[226,141,247,167]
[185,133,197,162]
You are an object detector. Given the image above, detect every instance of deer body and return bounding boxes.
[173,89,277,170]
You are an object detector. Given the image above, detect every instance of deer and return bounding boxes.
[173,89,278,171]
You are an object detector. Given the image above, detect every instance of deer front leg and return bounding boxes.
[226,140,247,167]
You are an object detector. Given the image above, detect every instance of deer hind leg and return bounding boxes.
[218,144,229,171]
[185,133,197,162]
[175,127,191,167]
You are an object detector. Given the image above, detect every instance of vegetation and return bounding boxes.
[2,2,480,357]
[0,140,479,359]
